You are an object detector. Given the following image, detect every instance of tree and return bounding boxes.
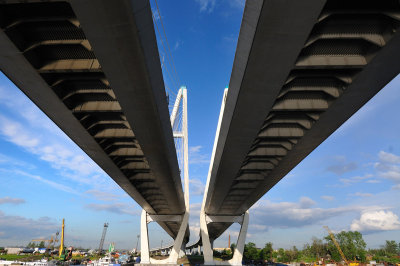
[277,248,289,262]
[384,240,398,255]
[27,242,36,248]
[325,231,367,262]
[259,242,273,261]
[310,237,326,258]
[244,242,259,260]
[230,243,236,255]
[38,241,45,248]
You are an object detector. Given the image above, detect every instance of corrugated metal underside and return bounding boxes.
[0,1,181,234]
[209,0,400,238]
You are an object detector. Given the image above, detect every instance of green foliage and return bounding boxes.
[238,233,397,264]
[244,242,259,260]
[27,242,36,248]
[277,248,289,262]
[325,231,366,262]
[38,241,45,248]
[372,255,400,264]
[384,240,399,255]
[230,243,236,255]
[259,242,273,261]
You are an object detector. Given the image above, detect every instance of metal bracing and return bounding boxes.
[140,87,190,264]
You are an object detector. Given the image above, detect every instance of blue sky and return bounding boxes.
[1,0,400,250]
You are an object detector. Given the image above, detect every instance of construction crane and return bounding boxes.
[53,232,60,249]
[59,218,65,257]
[31,236,57,250]
[324,226,348,265]
[98,223,109,254]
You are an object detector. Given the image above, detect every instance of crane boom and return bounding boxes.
[324,226,348,265]
[98,223,109,254]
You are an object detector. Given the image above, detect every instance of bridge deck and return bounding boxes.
[0,0,187,239]
[204,0,400,240]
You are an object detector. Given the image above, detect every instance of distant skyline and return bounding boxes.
[1,0,400,250]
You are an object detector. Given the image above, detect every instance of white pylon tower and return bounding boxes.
[140,87,189,265]
[170,86,189,209]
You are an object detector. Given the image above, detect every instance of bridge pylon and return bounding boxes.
[140,87,190,264]
[200,88,250,265]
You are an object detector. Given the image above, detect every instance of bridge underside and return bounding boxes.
[204,0,400,241]
[0,0,188,241]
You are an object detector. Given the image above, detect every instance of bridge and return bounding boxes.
[0,0,189,264]
[200,0,400,265]
[2,0,400,265]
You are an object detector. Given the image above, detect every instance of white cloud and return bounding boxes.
[250,197,360,229]
[0,115,103,183]
[0,210,59,240]
[299,197,316,208]
[338,174,374,186]
[195,0,216,13]
[350,210,400,232]
[0,83,114,190]
[15,170,79,195]
[326,160,357,175]
[189,145,209,164]
[366,179,381,184]
[321,195,335,201]
[0,116,39,148]
[189,179,205,196]
[351,192,373,197]
[378,151,400,164]
[189,146,202,153]
[0,197,25,205]
[85,203,139,216]
[375,151,400,189]
[85,190,120,202]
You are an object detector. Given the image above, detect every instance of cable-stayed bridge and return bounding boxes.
[1,0,400,265]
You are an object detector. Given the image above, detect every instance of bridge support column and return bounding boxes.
[140,210,189,264]
[200,210,249,265]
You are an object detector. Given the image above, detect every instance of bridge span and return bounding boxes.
[0,0,189,263]
[201,0,400,264]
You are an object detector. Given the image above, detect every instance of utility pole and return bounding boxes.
[98,223,109,254]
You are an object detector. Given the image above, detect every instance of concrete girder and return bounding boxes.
[203,0,400,241]
[93,128,134,138]
[278,77,345,99]
[272,94,331,111]
[39,59,101,71]
[121,162,150,170]
[263,116,314,130]
[0,0,186,240]
[241,161,275,170]
[258,124,305,138]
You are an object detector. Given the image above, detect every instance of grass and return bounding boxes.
[0,254,44,261]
